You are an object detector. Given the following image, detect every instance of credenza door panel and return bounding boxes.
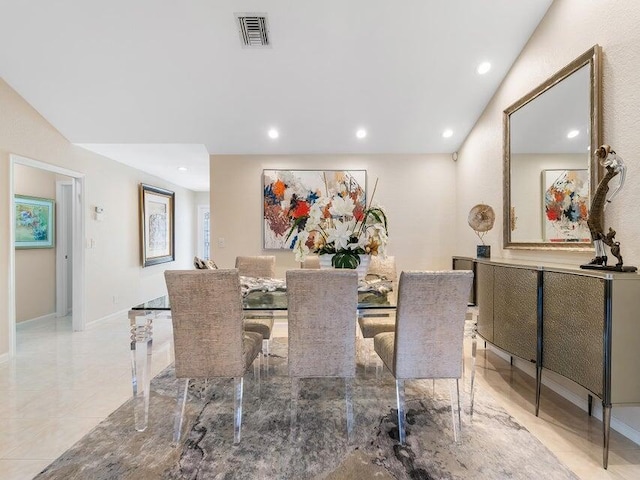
[493,266,537,362]
[543,272,604,397]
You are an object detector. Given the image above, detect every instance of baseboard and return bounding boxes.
[85,308,130,328]
[15,312,57,327]
[487,344,640,446]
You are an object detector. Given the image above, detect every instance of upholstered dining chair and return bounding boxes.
[235,255,276,278]
[374,270,473,445]
[286,269,358,438]
[300,255,320,269]
[358,256,397,368]
[164,269,263,445]
[235,256,277,360]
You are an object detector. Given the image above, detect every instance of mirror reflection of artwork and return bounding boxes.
[542,169,590,242]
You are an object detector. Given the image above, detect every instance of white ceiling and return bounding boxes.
[0,0,553,191]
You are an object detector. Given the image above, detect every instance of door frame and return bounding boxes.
[56,180,74,317]
[8,155,86,358]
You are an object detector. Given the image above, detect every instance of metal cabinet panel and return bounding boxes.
[543,271,604,397]
[476,262,494,342]
[493,266,538,362]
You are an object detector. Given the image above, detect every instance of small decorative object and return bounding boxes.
[286,176,388,277]
[140,184,175,267]
[14,195,55,249]
[581,145,637,272]
[468,204,495,258]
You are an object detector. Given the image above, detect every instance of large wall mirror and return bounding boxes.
[504,45,602,250]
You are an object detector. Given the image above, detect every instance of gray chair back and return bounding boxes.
[393,270,473,379]
[286,270,358,378]
[367,255,397,282]
[165,269,245,378]
[235,255,276,278]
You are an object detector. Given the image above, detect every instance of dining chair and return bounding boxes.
[286,269,358,439]
[300,255,320,269]
[235,256,276,359]
[235,255,276,278]
[358,256,397,368]
[164,269,263,445]
[374,270,473,445]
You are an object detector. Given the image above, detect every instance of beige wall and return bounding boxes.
[14,164,58,322]
[210,154,456,279]
[0,78,196,358]
[455,0,640,436]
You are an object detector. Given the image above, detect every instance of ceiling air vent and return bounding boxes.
[235,13,270,48]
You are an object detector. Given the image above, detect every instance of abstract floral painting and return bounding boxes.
[263,170,366,249]
[542,169,590,242]
[14,195,55,248]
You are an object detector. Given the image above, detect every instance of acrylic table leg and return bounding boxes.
[603,404,612,469]
[129,311,154,432]
[470,329,477,419]
[535,366,542,417]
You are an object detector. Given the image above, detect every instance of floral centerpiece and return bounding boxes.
[286,178,388,269]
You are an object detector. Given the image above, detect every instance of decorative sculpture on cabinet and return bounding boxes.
[581,145,637,272]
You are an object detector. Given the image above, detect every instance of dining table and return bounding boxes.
[127,275,396,432]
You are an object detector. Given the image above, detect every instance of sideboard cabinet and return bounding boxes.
[467,257,640,469]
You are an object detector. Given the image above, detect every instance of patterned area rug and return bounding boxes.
[36,337,578,480]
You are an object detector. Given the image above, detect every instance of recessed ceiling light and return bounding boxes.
[177,166,188,172]
[442,129,453,138]
[356,128,367,139]
[477,62,491,75]
[268,128,279,139]
[567,129,580,139]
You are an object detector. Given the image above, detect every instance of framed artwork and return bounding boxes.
[14,195,55,249]
[262,169,367,249]
[542,169,590,242]
[140,184,175,267]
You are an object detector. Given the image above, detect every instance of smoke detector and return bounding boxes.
[235,13,270,48]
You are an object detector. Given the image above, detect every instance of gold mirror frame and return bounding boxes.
[503,45,602,250]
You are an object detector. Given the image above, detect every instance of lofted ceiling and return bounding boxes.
[0,0,553,191]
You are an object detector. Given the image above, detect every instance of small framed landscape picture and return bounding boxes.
[140,184,175,267]
[14,195,55,249]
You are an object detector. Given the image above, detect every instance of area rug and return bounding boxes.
[36,337,578,480]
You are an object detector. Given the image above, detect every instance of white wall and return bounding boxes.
[210,154,456,279]
[455,0,640,438]
[0,77,196,358]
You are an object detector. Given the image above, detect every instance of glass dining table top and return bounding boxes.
[131,277,396,312]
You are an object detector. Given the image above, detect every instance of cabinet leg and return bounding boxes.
[535,366,542,417]
[588,394,593,417]
[603,404,611,469]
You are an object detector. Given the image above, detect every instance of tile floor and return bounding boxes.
[0,314,639,479]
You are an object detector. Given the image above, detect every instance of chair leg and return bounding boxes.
[449,378,462,443]
[173,378,190,445]
[290,377,300,441]
[470,331,477,419]
[345,377,354,441]
[395,378,406,445]
[262,338,270,376]
[233,377,244,444]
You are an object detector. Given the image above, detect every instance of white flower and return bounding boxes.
[293,230,310,262]
[326,219,355,250]
[329,195,355,217]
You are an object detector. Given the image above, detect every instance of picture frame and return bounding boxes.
[14,195,55,249]
[262,169,367,249]
[542,169,590,242]
[140,184,175,267]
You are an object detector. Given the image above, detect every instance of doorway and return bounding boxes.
[8,155,86,358]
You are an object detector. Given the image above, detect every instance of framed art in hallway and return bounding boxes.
[262,169,367,249]
[14,194,55,249]
[140,184,175,267]
[542,169,590,242]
